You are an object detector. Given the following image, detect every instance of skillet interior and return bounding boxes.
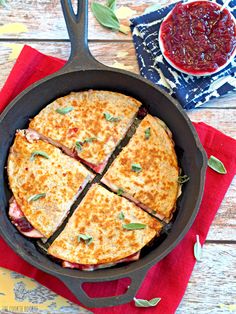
[0,68,206,283]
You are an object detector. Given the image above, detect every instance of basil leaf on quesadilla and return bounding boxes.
[75,141,83,152]
[117,188,124,196]
[83,137,97,143]
[30,150,49,161]
[131,163,142,172]
[78,234,93,245]
[118,211,125,220]
[145,127,151,139]
[76,138,96,152]
[123,223,146,230]
[55,106,74,115]
[28,193,46,202]
[104,112,120,122]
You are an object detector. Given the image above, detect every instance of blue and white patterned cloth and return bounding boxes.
[130,0,236,110]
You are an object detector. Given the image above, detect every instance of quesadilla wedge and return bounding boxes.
[7,130,93,239]
[48,184,162,270]
[102,114,179,222]
[29,90,141,173]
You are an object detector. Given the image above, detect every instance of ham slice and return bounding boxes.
[24,129,40,143]
[9,198,44,238]
[62,251,141,271]
[81,159,107,174]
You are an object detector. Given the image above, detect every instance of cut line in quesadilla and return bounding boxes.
[48,184,162,270]
[102,114,180,223]
[7,130,94,239]
[29,90,141,173]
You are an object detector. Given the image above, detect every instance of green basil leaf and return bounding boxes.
[131,163,142,173]
[91,2,120,31]
[178,175,190,184]
[194,235,202,261]
[55,106,74,115]
[28,193,46,202]
[75,141,83,152]
[30,150,49,161]
[103,112,120,122]
[134,297,161,307]
[75,138,96,152]
[83,137,97,143]
[107,0,116,11]
[145,127,151,139]
[123,223,146,230]
[208,155,227,174]
[117,188,124,196]
[118,211,125,220]
[78,234,93,245]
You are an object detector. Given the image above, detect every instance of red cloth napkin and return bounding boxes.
[1,45,236,314]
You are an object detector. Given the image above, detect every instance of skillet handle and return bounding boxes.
[60,0,105,71]
[56,267,148,308]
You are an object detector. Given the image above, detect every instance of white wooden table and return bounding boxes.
[0,1,235,313]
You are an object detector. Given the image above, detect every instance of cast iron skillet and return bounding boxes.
[0,0,207,308]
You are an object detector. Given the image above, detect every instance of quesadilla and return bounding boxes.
[7,129,93,239]
[48,184,162,270]
[29,90,141,173]
[102,114,179,222]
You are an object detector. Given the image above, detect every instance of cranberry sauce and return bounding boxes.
[14,217,34,233]
[160,1,236,74]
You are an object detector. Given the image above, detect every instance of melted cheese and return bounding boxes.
[48,184,162,265]
[102,114,179,222]
[7,130,93,239]
[29,90,141,171]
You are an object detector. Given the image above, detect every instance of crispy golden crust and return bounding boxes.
[7,130,93,238]
[48,184,162,264]
[29,90,141,167]
[102,114,179,222]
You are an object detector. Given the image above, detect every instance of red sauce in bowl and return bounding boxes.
[159,1,236,75]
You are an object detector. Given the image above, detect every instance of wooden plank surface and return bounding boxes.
[206,177,236,242]
[189,109,236,139]
[0,0,162,40]
[177,243,236,314]
[0,41,236,109]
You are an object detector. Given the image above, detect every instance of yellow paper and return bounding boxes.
[111,61,133,71]
[116,51,128,58]
[219,303,236,312]
[0,23,28,34]
[3,43,24,61]
[115,6,136,19]
[0,267,87,313]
